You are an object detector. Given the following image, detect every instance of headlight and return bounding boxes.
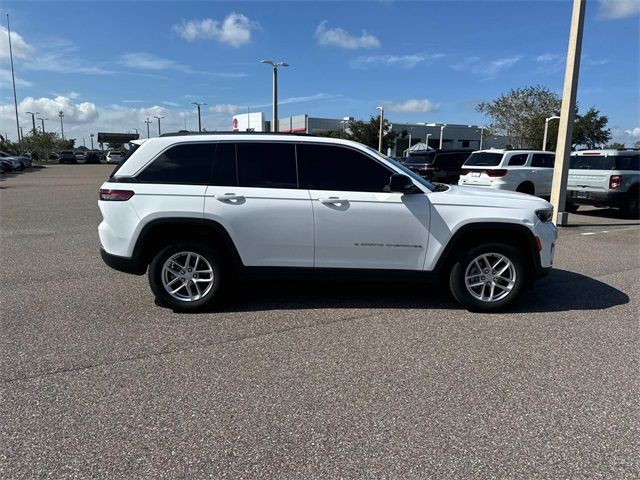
[536,208,554,223]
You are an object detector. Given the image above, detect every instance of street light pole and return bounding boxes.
[154,116,164,136]
[479,126,486,150]
[425,133,432,148]
[261,60,289,132]
[59,111,65,140]
[376,106,384,153]
[192,102,206,132]
[439,124,447,149]
[144,118,152,138]
[25,111,40,135]
[90,133,94,150]
[550,0,586,226]
[543,116,561,151]
[37,117,48,134]
[7,14,21,147]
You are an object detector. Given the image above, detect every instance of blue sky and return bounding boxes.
[1,0,639,144]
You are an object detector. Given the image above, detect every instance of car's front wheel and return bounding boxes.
[449,243,527,312]
[149,242,223,311]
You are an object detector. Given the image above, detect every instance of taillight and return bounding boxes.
[609,175,623,189]
[460,169,470,176]
[485,169,508,177]
[99,189,135,201]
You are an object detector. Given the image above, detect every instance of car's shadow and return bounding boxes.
[567,207,640,226]
[200,268,628,314]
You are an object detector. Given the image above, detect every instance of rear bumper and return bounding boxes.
[100,248,146,275]
[567,189,627,207]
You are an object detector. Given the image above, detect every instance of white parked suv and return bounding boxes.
[98,133,557,312]
[105,151,125,164]
[459,149,555,197]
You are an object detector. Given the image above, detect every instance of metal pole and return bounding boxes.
[39,118,45,134]
[543,116,560,151]
[90,134,94,149]
[197,104,201,132]
[439,125,445,149]
[59,111,65,140]
[480,127,484,150]
[377,107,384,153]
[550,0,586,226]
[157,117,161,135]
[247,106,250,131]
[145,118,151,138]
[426,133,432,148]
[272,67,278,132]
[7,14,21,147]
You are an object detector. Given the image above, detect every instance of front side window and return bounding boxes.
[136,143,214,185]
[531,153,555,168]
[299,144,393,192]
[236,142,297,189]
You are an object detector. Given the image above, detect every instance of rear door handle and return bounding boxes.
[319,197,348,204]
[215,193,245,201]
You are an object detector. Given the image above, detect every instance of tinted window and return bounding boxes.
[434,152,470,168]
[136,143,214,185]
[236,142,297,188]
[615,156,640,171]
[211,143,238,186]
[531,153,554,168]
[508,154,528,166]
[299,144,393,192]
[570,155,614,170]
[464,152,503,166]
[405,152,436,164]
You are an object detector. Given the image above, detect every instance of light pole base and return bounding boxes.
[556,211,570,226]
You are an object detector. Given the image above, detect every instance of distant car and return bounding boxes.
[75,151,86,161]
[83,151,101,164]
[0,150,28,170]
[459,149,555,197]
[403,149,474,184]
[567,149,639,217]
[105,151,125,164]
[59,151,77,164]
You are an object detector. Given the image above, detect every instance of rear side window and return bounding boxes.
[464,152,503,167]
[136,143,214,185]
[531,153,555,168]
[570,155,614,170]
[211,143,238,186]
[508,154,528,166]
[299,144,392,192]
[615,156,640,171]
[236,142,297,189]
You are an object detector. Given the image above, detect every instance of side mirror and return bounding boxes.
[389,173,416,193]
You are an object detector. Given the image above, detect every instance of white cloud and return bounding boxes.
[162,101,180,107]
[536,53,564,63]
[24,38,110,75]
[120,52,181,71]
[383,99,440,113]
[351,53,443,69]
[121,100,145,104]
[599,0,640,19]
[0,68,33,87]
[173,13,259,47]
[625,127,640,138]
[452,55,522,79]
[0,96,98,126]
[0,26,33,59]
[210,104,240,115]
[315,21,380,49]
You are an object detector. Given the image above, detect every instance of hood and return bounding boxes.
[429,184,552,210]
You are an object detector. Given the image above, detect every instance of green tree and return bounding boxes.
[18,132,78,161]
[604,142,625,149]
[346,116,397,152]
[476,85,561,148]
[572,107,611,149]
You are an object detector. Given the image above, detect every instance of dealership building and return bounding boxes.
[230,112,509,155]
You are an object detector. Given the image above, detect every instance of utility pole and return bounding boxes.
[90,133,94,150]
[261,60,289,132]
[550,0,586,226]
[7,14,21,147]
[376,106,384,153]
[543,116,561,151]
[144,117,152,138]
[38,117,48,134]
[439,124,447,149]
[191,102,206,132]
[59,111,65,140]
[154,116,164,136]
[26,111,40,135]
[479,127,485,150]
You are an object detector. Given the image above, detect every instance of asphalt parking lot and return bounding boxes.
[1,164,639,478]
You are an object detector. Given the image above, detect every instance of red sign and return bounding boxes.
[232,118,239,131]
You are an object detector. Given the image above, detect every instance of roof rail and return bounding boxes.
[159,130,317,138]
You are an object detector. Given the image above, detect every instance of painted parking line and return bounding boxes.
[580,226,640,236]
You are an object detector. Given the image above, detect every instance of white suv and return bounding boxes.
[458,149,555,197]
[98,133,557,312]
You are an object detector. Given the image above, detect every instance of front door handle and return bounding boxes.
[319,197,348,204]
[215,193,245,201]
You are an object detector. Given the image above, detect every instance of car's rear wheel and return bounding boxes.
[516,182,535,195]
[149,242,223,311]
[449,243,527,312]
[621,189,639,218]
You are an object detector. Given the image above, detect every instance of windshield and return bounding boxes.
[363,146,435,191]
[464,152,503,167]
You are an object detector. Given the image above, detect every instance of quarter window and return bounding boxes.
[508,154,528,166]
[236,142,297,189]
[299,144,393,192]
[136,143,214,185]
[531,153,555,168]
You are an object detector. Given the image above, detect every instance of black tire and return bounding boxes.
[621,189,639,219]
[449,242,528,312]
[149,242,224,311]
[516,182,535,195]
[565,202,580,213]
